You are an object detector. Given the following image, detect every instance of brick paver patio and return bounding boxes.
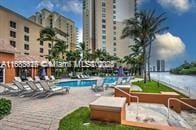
[0,88,113,130]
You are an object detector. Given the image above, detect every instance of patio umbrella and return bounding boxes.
[41,68,46,79]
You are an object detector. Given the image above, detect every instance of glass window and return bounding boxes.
[24,26,29,33]
[24,35,29,42]
[102,35,106,39]
[102,2,106,7]
[10,40,16,48]
[40,48,44,53]
[10,21,16,29]
[102,25,106,29]
[40,41,43,46]
[10,31,16,38]
[24,44,29,50]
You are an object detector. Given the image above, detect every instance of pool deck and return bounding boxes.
[0,87,113,130]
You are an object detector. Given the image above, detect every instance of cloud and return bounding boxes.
[151,32,186,61]
[78,28,83,43]
[137,0,150,7]
[37,0,54,10]
[37,0,82,14]
[61,0,82,14]
[157,0,191,13]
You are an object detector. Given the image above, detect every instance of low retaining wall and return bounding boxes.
[114,88,196,113]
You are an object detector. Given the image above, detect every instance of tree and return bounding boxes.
[54,40,68,59]
[37,27,58,48]
[121,9,168,83]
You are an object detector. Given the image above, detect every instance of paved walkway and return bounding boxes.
[0,88,113,130]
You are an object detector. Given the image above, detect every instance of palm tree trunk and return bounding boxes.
[143,46,147,83]
[147,42,152,81]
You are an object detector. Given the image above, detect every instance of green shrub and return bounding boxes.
[0,98,11,119]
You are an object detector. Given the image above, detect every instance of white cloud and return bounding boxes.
[78,28,83,43]
[137,0,150,7]
[157,0,191,13]
[152,32,186,61]
[61,0,82,14]
[37,0,54,10]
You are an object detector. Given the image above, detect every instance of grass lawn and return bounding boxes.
[59,107,151,130]
[132,80,180,94]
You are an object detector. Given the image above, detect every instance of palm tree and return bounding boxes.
[77,42,91,60]
[37,27,58,48]
[54,40,68,59]
[121,10,168,83]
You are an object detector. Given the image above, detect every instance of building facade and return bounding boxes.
[0,6,50,57]
[29,9,77,51]
[83,0,136,58]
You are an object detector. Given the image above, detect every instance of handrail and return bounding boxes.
[167,98,196,119]
[114,87,139,118]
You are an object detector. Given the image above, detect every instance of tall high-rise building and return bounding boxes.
[29,9,77,51]
[83,0,136,58]
[156,60,166,72]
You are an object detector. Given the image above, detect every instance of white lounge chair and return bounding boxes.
[122,76,131,85]
[14,77,22,82]
[35,76,41,82]
[50,75,55,80]
[38,80,70,98]
[27,77,34,81]
[91,78,105,92]
[44,76,50,81]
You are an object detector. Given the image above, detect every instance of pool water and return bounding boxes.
[56,77,120,88]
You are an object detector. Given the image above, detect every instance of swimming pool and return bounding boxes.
[56,77,120,88]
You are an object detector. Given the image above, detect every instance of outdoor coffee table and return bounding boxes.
[89,96,126,123]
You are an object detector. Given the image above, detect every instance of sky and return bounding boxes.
[0,0,196,68]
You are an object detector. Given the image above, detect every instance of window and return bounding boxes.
[113,42,116,46]
[114,48,116,51]
[102,19,106,23]
[24,35,29,42]
[10,31,16,38]
[40,48,44,53]
[24,44,29,50]
[48,43,52,48]
[102,2,106,7]
[102,30,106,34]
[113,26,116,30]
[24,26,29,33]
[102,25,106,29]
[24,53,29,55]
[102,35,106,39]
[113,37,116,40]
[113,11,116,14]
[113,0,116,3]
[114,53,116,56]
[113,5,116,9]
[113,21,116,24]
[102,8,106,13]
[102,14,106,17]
[10,40,16,47]
[40,41,43,46]
[10,21,16,29]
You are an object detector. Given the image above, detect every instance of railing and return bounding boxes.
[114,87,139,118]
[167,98,196,119]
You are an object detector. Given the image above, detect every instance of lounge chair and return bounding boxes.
[14,77,22,82]
[122,76,131,85]
[27,77,34,81]
[8,81,29,96]
[50,75,55,80]
[35,76,41,82]
[91,78,105,92]
[23,81,46,97]
[38,80,70,98]
[77,75,81,79]
[0,84,17,95]
[44,76,50,81]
